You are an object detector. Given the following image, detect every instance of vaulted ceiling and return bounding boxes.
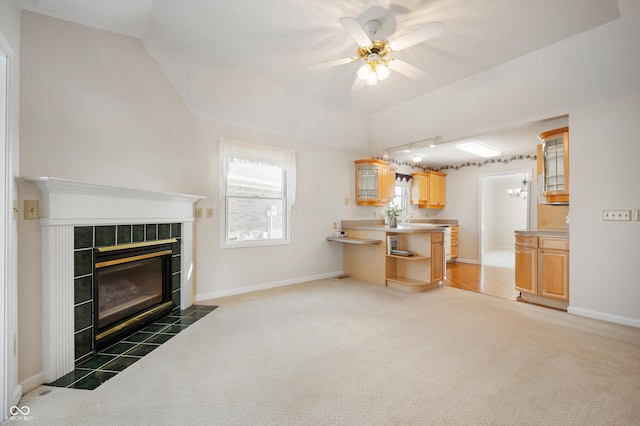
[18,0,619,165]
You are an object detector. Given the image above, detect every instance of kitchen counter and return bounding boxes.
[515,228,569,237]
[329,219,446,292]
[341,224,446,234]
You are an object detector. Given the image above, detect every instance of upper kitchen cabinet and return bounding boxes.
[410,171,447,209]
[355,159,397,206]
[537,127,569,204]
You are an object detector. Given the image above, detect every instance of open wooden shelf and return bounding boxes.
[385,254,428,260]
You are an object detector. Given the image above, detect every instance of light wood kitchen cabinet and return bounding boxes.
[410,171,446,209]
[450,225,458,259]
[515,235,538,295]
[538,237,570,300]
[430,231,444,282]
[537,127,569,204]
[355,159,396,206]
[515,232,569,309]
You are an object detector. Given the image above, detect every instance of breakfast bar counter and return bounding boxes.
[329,220,445,292]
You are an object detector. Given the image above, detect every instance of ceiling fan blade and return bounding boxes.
[306,57,355,71]
[389,22,444,52]
[389,59,427,80]
[340,17,371,47]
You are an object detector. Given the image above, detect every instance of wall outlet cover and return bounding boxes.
[24,200,40,220]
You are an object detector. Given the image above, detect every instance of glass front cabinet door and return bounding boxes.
[355,159,396,206]
[537,127,569,204]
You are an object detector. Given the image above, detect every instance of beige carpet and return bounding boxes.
[9,278,640,425]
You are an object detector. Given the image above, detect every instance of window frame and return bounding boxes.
[392,176,411,217]
[217,139,296,249]
[224,162,289,247]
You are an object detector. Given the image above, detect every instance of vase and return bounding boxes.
[389,216,397,228]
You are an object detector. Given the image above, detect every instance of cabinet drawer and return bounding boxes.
[515,235,538,248]
[431,232,443,243]
[539,237,569,250]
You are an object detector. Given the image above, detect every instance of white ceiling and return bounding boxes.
[18,0,618,166]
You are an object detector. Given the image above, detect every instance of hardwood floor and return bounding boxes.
[444,262,520,301]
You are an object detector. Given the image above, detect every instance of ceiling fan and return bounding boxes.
[307,16,445,87]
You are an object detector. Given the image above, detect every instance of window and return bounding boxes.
[391,174,411,216]
[218,139,296,247]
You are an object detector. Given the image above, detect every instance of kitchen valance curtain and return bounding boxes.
[216,138,297,209]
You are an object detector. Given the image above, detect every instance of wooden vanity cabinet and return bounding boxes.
[410,171,446,209]
[355,159,396,206]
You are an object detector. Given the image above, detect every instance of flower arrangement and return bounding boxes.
[384,203,404,218]
[384,204,403,228]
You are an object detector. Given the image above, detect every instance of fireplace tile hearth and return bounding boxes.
[48,304,218,390]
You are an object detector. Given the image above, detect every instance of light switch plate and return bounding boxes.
[24,200,40,220]
[636,209,640,221]
[603,210,632,221]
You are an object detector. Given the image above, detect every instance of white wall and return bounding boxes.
[192,118,365,299]
[569,92,640,325]
[19,11,196,193]
[373,13,640,325]
[482,174,530,250]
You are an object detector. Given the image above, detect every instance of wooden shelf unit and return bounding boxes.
[384,231,443,291]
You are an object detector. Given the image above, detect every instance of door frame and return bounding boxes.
[478,169,533,266]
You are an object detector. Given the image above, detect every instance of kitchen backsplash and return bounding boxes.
[537,204,569,229]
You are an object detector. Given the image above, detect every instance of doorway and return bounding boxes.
[479,170,531,269]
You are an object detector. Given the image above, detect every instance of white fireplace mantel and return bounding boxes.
[25,176,204,383]
[25,176,204,225]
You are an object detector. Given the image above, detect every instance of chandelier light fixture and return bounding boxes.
[508,178,529,198]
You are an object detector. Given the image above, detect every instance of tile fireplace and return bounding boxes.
[26,177,204,383]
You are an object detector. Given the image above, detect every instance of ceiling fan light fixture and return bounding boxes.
[357,60,389,86]
[376,63,390,80]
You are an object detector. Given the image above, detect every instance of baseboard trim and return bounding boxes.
[11,383,22,407]
[20,371,43,394]
[568,306,640,328]
[195,271,344,301]
[452,258,479,265]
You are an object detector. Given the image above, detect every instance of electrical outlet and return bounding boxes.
[333,222,337,230]
[344,198,349,206]
[24,200,39,220]
[602,210,631,221]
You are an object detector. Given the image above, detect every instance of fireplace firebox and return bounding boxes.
[94,239,175,349]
